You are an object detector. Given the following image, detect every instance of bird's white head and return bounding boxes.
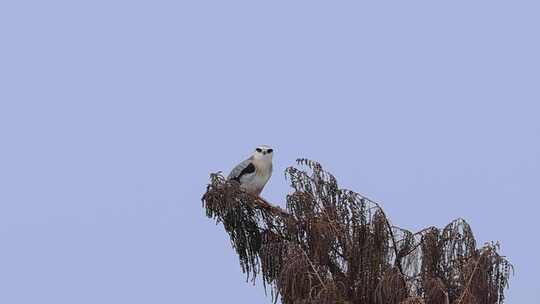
[252,145,274,162]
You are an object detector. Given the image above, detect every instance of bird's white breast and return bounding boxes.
[240,158,272,195]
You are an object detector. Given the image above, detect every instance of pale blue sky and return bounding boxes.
[1,1,539,303]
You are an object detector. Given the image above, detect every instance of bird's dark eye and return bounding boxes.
[267,149,273,153]
[256,148,262,152]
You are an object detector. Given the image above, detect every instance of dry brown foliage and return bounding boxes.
[202,159,512,304]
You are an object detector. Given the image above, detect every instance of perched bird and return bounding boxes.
[227,145,273,195]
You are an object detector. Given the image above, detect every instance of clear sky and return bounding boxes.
[0,1,538,303]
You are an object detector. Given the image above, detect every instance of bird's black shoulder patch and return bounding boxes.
[234,163,255,181]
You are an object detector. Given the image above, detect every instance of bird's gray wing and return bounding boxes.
[227,157,255,181]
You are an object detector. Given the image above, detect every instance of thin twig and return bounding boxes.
[456,251,486,304]
[300,247,327,291]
